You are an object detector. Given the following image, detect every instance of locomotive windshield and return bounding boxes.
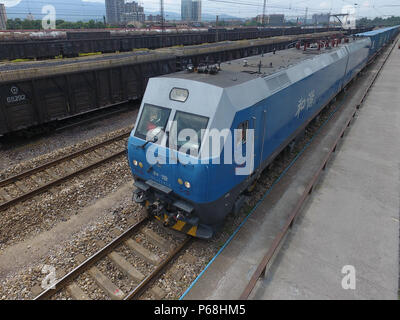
[170,111,209,155]
[135,104,171,140]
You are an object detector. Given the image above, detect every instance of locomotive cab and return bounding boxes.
[127,76,233,239]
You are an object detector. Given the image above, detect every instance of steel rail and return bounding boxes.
[239,37,399,300]
[0,150,127,211]
[125,236,193,300]
[0,131,130,187]
[0,132,131,212]
[55,107,132,133]
[34,217,149,300]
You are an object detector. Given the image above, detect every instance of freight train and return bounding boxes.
[127,26,400,239]
[0,31,343,137]
[0,27,370,61]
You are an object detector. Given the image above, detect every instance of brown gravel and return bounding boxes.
[0,126,132,182]
[0,156,132,250]
[0,183,146,300]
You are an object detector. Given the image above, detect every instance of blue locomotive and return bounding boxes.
[127,26,399,239]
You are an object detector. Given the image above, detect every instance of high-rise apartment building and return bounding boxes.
[106,0,145,25]
[256,14,285,26]
[124,1,145,24]
[181,0,202,22]
[105,0,125,25]
[312,13,330,25]
[0,3,7,30]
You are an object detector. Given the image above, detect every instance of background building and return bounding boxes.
[26,13,35,21]
[147,14,162,23]
[124,1,145,24]
[181,0,202,22]
[181,0,191,21]
[105,0,125,25]
[0,3,7,30]
[192,0,201,22]
[255,14,285,26]
[312,13,330,25]
[106,0,145,25]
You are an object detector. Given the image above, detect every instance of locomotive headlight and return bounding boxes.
[178,178,183,185]
[170,88,189,102]
[133,160,138,166]
[184,181,191,189]
[139,162,143,168]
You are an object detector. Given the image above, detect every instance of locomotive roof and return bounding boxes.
[141,36,371,152]
[356,25,399,37]
[162,38,362,88]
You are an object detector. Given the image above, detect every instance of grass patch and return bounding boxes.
[79,52,102,57]
[10,58,32,63]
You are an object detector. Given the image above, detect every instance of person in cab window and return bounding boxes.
[147,109,160,132]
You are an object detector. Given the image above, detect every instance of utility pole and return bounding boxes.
[262,0,267,26]
[328,12,331,29]
[304,7,308,26]
[216,15,219,42]
[160,0,165,47]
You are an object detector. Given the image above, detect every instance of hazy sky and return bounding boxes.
[86,0,400,18]
[3,0,400,19]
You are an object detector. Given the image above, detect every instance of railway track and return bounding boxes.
[239,35,400,300]
[33,216,192,300]
[0,130,131,212]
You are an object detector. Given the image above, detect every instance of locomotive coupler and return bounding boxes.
[147,202,164,218]
[162,209,185,228]
[163,216,177,228]
[133,189,148,204]
[133,180,151,204]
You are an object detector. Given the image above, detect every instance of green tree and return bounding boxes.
[357,16,400,28]
[6,18,106,30]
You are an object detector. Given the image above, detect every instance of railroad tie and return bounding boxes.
[81,153,96,164]
[150,286,166,300]
[91,150,104,159]
[108,252,145,282]
[169,265,185,282]
[101,146,113,156]
[125,238,162,265]
[30,174,46,186]
[0,189,12,202]
[14,180,30,193]
[67,283,91,300]
[61,162,78,175]
[108,251,166,299]
[142,227,171,251]
[69,158,82,168]
[88,266,125,300]
[45,168,61,180]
